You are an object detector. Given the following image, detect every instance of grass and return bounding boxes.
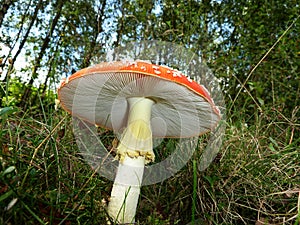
[0,96,299,225]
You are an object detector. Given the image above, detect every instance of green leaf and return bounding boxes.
[268,143,276,152]
[0,107,16,117]
[3,166,16,175]
[0,190,13,202]
[269,137,279,148]
[257,97,264,106]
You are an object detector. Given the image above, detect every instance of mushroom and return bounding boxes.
[57,60,221,224]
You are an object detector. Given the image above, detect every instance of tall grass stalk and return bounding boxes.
[192,160,197,224]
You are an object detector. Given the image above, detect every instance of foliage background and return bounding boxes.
[0,0,299,224]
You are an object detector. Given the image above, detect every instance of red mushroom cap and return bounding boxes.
[58,60,221,137]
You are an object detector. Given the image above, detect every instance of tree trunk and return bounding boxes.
[0,0,16,27]
[3,0,43,82]
[20,0,66,109]
[81,0,107,68]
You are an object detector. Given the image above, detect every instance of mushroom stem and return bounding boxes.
[108,97,155,223]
